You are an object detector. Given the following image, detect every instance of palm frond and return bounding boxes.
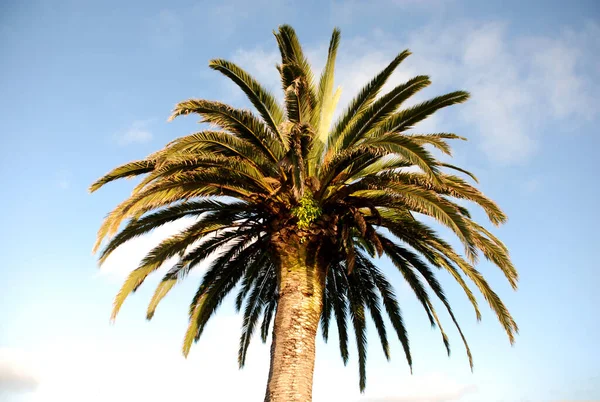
[328,50,412,151]
[239,268,276,367]
[182,241,262,356]
[261,298,277,343]
[94,170,263,249]
[98,200,248,263]
[320,267,333,342]
[89,160,154,193]
[369,263,413,373]
[168,99,282,162]
[408,133,466,156]
[370,91,470,136]
[355,254,390,360]
[274,25,316,95]
[333,75,431,153]
[330,265,350,364]
[346,266,368,392]
[209,59,286,146]
[316,28,341,142]
[110,218,227,321]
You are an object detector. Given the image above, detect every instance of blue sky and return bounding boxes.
[1,0,599,401]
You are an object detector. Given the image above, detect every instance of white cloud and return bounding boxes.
[115,119,154,146]
[0,348,39,395]
[521,21,600,121]
[358,372,476,401]
[8,317,272,402]
[222,21,599,165]
[3,329,475,402]
[332,0,454,24]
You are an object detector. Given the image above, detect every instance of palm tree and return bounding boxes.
[90,25,518,402]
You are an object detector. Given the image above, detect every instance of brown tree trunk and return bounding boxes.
[264,236,326,402]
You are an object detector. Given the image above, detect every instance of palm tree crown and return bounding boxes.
[91,25,518,394]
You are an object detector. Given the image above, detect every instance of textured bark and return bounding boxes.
[264,235,326,402]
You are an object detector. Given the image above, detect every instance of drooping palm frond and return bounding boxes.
[238,265,276,367]
[89,160,155,192]
[92,24,518,394]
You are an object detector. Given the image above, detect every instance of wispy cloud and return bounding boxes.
[221,20,599,165]
[115,119,154,146]
[332,0,454,24]
[147,2,286,50]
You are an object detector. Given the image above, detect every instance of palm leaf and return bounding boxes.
[209,58,285,146]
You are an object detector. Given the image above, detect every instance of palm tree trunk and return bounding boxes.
[264,237,326,402]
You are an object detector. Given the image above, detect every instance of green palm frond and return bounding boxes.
[369,91,470,137]
[145,266,179,320]
[161,131,275,172]
[380,237,474,367]
[438,162,479,183]
[330,266,350,364]
[94,170,264,249]
[274,25,316,97]
[89,160,154,193]
[168,99,282,162]
[239,268,276,367]
[320,270,333,341]
[309,28,342,176]
[346,268,368,392]
[208,59,285,145]
[133,153,272,195]
[327,50,412,152]
[408,133,467,156]
[316,28,341,142]
[369,263,413,373]
[355,254,390,360]
[110,218,228,321]
[98,200,248,264]
[332,75,431,154]
[260,297,277,343]
[182,240,263,357]
[235,259,266,312]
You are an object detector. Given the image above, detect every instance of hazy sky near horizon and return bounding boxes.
[1,0,599,401]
